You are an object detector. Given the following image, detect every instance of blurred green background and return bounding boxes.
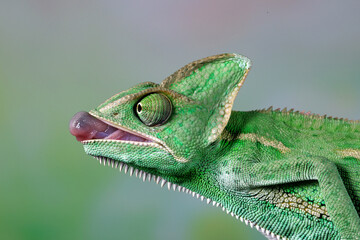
[1,1,359,240]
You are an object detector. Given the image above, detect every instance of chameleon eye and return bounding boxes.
[135,93,172,127]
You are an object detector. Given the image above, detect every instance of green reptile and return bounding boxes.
[69,53,360,239]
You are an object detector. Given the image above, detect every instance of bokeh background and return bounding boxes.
[1,1,359,240]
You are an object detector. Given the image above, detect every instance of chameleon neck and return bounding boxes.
[178,110,343,239]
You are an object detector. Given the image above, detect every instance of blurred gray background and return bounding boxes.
[1,1,359,240]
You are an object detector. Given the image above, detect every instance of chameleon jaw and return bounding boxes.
[85,112,189,163]
[79,121,162,147]
[70,111,163,146]
[84,113,156,143]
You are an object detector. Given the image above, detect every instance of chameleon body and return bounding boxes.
[69,54,360,239]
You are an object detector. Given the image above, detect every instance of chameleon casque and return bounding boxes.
[69,54,360,239]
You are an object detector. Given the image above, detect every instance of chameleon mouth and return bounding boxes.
[69,111,188,163]
[69,111,152,143]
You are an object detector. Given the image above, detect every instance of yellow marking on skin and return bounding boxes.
[240,133,290,154]
[250,188,330,220]
[336,149,360,160]
[221,130,290,154]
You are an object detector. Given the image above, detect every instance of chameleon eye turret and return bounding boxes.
[135,93,172,127]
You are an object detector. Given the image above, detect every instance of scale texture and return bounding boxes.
[70,54,360,240]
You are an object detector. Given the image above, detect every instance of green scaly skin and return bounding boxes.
[71,54,360,239]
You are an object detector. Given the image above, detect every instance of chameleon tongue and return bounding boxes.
[69,111,150,142]
[69,111,109,141]
[103,129,150,142]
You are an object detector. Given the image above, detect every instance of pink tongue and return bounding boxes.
[69,111,112,141]
[104,129,151,142]
[69,111,150,142]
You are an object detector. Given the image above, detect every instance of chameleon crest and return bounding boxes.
[70,54,360,240]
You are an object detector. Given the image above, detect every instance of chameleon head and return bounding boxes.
[70,53,251,180]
